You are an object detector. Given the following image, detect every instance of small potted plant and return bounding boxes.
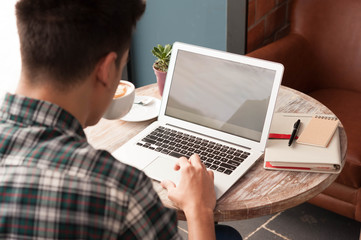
[152,44,172,96]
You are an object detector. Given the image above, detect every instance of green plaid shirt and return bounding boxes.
[0,93,180,239]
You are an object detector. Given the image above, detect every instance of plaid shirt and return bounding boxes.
[0,93,180,240]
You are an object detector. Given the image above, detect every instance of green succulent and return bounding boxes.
[152,44,172,72]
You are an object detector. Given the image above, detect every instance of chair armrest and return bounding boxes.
[247,33,319,93]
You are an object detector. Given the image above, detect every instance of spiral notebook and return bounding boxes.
[264,113,342,174]
[297,116,339,147]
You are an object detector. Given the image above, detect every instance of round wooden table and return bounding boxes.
[85,83,347,222]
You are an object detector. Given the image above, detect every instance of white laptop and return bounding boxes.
[113,42,284,199]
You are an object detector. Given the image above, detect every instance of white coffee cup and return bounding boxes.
[103,80,135,120]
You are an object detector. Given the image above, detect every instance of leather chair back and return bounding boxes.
[291,0,361,92]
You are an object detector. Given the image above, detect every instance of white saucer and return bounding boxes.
[121,96,161,122]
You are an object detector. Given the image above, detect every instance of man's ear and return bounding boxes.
[95,52,118,88]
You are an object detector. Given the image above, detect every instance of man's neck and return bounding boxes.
[15,75,92,127]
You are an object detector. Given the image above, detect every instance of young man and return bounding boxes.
[0,0,218,239]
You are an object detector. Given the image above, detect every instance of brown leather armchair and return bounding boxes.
[248,0,361,221]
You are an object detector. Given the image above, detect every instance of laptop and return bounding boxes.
[113,42,284,199]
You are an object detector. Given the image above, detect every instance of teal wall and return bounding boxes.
[130,0,227,87]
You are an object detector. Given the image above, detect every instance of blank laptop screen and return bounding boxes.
[165,50,276,142]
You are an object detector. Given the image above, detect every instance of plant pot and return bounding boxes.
[153,65,167,96]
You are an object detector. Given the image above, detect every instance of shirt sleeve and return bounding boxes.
[121,171,181,240]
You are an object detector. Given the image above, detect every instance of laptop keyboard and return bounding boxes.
[136,126,250,175]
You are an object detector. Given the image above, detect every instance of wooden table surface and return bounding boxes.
[84,83,347,222]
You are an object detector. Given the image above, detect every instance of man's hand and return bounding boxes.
[161,154,216,212]
[161,154,216,240]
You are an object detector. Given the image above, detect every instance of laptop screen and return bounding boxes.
[165,50,276,142]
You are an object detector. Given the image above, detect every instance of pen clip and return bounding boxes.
[288,119,301,146]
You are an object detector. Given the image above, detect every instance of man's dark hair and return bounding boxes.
[16,0,145,89]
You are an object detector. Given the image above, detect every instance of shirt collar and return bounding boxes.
[0,93,85,137]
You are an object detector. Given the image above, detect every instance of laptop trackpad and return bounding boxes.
[143,156,181,186]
